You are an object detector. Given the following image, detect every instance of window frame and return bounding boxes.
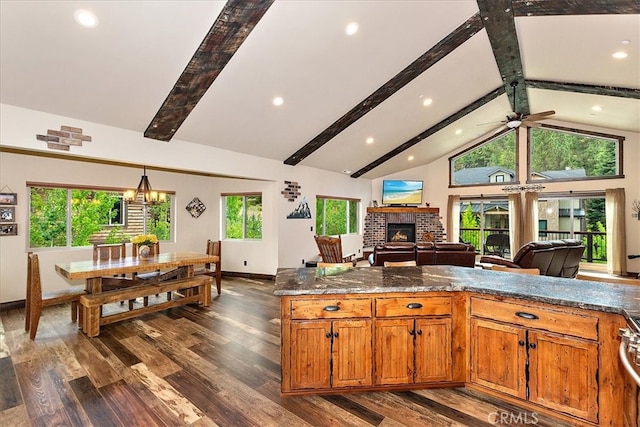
[315,195,360,236]
[27,181,175,250]
[449,128,519,188]
[222,192,263,240]
[527,124,624,183]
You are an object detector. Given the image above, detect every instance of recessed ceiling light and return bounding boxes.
[422,98,433,107]
[612,51,628,59]
[408,155,414,161]
[342,169,352,174]
[621,40,630,45]
[366,137,374,144]
[346,22,359,36]
[272,96,284,106]
[591,105,603,112]
[455,129,463,135]
[74,9,98,28]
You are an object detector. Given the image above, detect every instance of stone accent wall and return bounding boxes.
[363,207,445,247]
[36,125,92,151]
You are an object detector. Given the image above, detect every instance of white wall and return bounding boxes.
[0,104,371,303]
[373,121,640,273]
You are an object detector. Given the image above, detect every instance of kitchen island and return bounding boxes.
[274,265,640,427]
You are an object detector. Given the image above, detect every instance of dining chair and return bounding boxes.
[93,243,128,290]
[314,235,356,266]
[384,260,417,267]
[317,262,353,268]
[195,240,222,295]
[491,265,540,275]
[25,252,85,340]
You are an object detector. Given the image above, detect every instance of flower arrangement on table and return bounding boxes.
[131,234,158,258]
[130,234,158,246]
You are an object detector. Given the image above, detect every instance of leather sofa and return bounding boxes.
[370,242,476,267]
[479,239,585,278]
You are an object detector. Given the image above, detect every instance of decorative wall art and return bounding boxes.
[0,193,17,205]
[282,181,301,201]
[0,207,15,222]
[287,196,311,219]
[186,197,206,218]
[632,199,640,220]
[0,224,17,236]
[36,125,92,151]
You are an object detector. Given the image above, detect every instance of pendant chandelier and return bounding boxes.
[123,166,166,205]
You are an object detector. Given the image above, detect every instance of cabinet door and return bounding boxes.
[528,331,598,423]
[415,318,452,383]
[470,318,527,399]
[374,319,413,385]
[290,321,332,389]
[332,319,373,388]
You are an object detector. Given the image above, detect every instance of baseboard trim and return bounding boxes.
[222,271,275,281]
[0,299,25,312]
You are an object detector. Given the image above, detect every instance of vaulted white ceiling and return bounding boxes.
[1,1,638,179]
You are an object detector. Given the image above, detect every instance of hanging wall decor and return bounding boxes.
[632,199,640,220]
[0,223,17,236]
[186,197,206,218]
[287,196,311,219]
[36,125,92,151]
[282,181,301,201]
[0,207,15,222]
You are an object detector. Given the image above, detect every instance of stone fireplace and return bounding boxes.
[363,207,445,248]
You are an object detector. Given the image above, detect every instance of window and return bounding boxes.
[537,192,606,264]
[224,193,262,239]
[529,125,622,181]
[29,184,173,249]
[450,129,517,187]
[459,197,510,256]
[316,196,358,236]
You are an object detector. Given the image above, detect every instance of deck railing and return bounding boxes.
[459,228,606,263]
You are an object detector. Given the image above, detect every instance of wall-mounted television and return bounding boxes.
[382,180,423,206]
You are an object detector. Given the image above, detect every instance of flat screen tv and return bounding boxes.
[382,180,423,206]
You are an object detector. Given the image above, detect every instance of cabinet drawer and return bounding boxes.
[470,297,598,340]
[291,298,372,320]
[376,296,452,317]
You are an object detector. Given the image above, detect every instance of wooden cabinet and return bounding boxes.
[290,319,372,390]
[374,296,452,385]
[470,296,599,423]
[281,293,460,394]
[284,296,373,392]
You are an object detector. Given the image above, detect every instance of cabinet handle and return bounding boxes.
[325,332,332,339]
[515,311,539,320]
[518,340,526,346]
[323,305,340,312]
[334,332,339,338]
[406,303,423,309]
[409,329,415,336]
[416,330,422,335]
[529,342,537,349]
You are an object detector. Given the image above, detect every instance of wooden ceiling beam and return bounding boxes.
[144,0,274,142]
[526,80,640,99]
[511,0,640,16]
[351,87,504,179]
[477,0,528,115]
[283,13,484,166]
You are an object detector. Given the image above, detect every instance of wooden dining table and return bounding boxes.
[55,251,220,294]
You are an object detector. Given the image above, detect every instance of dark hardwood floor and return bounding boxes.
[0,277,571,426]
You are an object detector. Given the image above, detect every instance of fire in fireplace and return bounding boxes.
[387,223,416,242]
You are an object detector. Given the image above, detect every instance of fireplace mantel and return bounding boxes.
[367,207,439,214]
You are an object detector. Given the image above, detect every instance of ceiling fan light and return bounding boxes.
[507,119,522,128]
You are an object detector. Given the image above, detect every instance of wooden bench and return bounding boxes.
[79,275,212,337]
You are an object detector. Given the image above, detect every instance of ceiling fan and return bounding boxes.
[482,81,555,131]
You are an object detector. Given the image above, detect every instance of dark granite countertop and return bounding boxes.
[274,266,640,330]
